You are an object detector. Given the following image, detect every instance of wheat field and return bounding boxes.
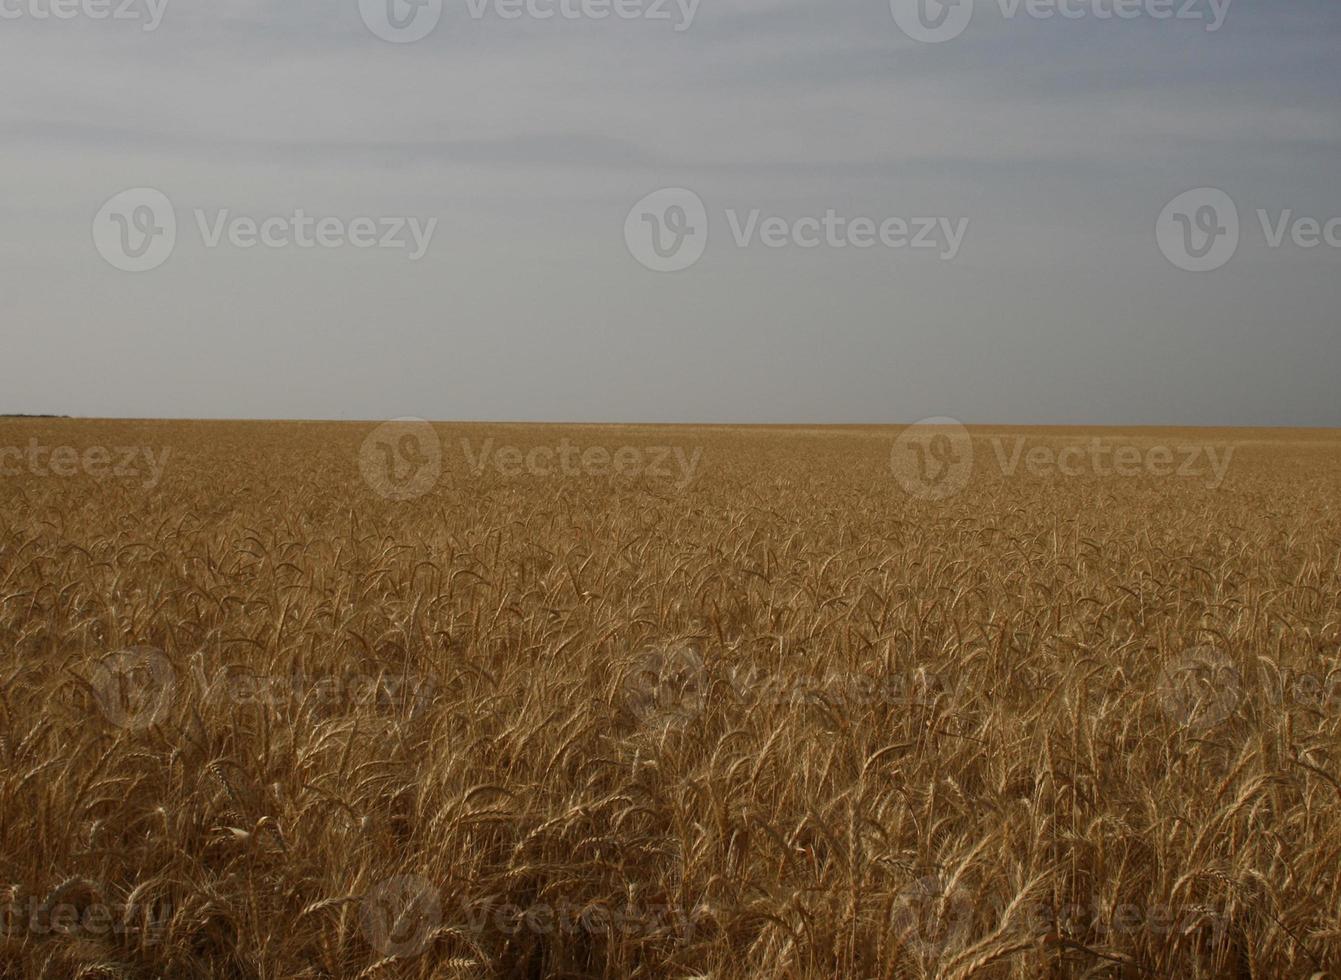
[1,418,1339,979]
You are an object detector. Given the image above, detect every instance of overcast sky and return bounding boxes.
[3,0,1338,425]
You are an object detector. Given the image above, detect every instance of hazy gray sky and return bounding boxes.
[3,0,1338,425]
